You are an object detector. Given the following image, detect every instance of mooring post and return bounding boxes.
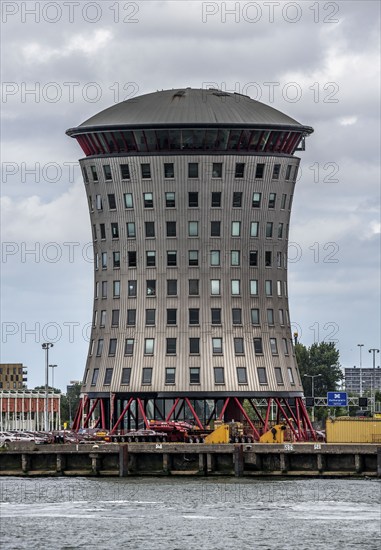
[377,448,381,478]
[119,445,129,477]
[234,444,244,477]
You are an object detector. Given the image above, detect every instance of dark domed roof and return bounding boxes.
[67,88,313,135]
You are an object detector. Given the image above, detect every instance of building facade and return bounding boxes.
[345,367,381,395]
[0,363,27,390]
[67,88,314,438]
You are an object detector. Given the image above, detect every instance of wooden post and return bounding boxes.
[119,445,129,477]
[21,454,30,474]
[234,445,244,477]
[317,453,325,474]
[355,454,363,474]
[377,448,381,478]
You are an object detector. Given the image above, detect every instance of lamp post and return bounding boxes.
[42,343,53,431]
[49,364,58,390]
[369,348,380,414]
[357,344,364,396]
[304,374,322,422]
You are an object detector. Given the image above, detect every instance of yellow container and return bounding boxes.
[326,417,381,443]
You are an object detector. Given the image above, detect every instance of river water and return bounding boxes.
[0,477,380,549]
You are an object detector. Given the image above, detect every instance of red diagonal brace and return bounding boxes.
[166,398,180,421]
[83,398,99,428]
[274,398,300,441]
[233,398,261,440]
[218,397,230,420]
[137,398,150,428]
[110,397,134,434]
[184,398,204,430]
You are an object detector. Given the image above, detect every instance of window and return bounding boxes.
[214,367,225,384]
[265,280,272,296]
[124,339,134,355]
[270,338,278,355]
[231,222,241,237]
[190,368,200,384]
[96,194,103,210]
[285,164,292,180]
[189,308,199,325]
[211,221,221,237]
[101,281,107,298]
[211,308,221,324]
[165,368,176,384]
[188,250,199,266]
[145,221,155,238]
[111,223,119,239]
[283,338,289,355]
[128,280,137,297]
[166,221,176,237]
[265,251,272,267]
[188,221,198,237]
[257,368,268,384]
[250,280,258,295]
[127,222,136,238]
[268,193,276,209]
[232,308,242,325]
[189,338,200,354]
[211,192,221,207]
[266,222,273,238]
[211,279,220,295]
[103,165,112,181]
[100,223,106,239]
[121,368,131,385]
[284,281,288,297]
[279,309,284,325]
[233,192,242,207]
[251,308,259,324]
[127,309,136,325]
[231,251,240,266]
[144,339,154,355]
[252,192,261,208]
[254,338,263,355]
[212,162,222,177]
[189,279,199,295]
[165,192,175,207]
[143,192,153,208]
[188,192,198,207]
[146,280,156,296]
[108,339,117,356]
[234,338,244,355]
[145,309,156,325]
[167,251,177,267]
[288,195,293,210]
[101,252,107,269]
[212,338,222,354]
[167,279,177,296]
[210,250,220,266]
[127,251,136,268]
[231,280,240,295]
[167,309,177,325]
[108,194,116,209]
[93,224,97,240]
[281,194,287,209]
[111,309,119,327]
[120,164,130,179]
[249,251,258,267]
[91,166,98,182]
[235,163,245,178]
[91,368,99,385]
[142,368,152,384]
[277,280,282,297]
[141,163,151,179]
[100,310,106,327]
[278,223,284,239]
[113,280,120,298]
[250,222,259,237]
[272,164,281,179]
[188,162,199,178]
[95,282,99,299]
[96,340,103,357]
[82,167,89,183]
[164,163,174,178]
[275,368,284,384]
[267,309,274,325]
[276,252,282,268]
[288,368,295,384]
[237,367,247,384]
[114,251,121,268]
[166,338,176,355]
[255,163,265,178]
[146,251,156,267]
[124,193,133,209]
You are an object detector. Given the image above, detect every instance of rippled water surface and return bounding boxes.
[1,477,380,549]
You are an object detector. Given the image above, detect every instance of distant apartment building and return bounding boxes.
[344,367,381,394]
[0,363,27,390]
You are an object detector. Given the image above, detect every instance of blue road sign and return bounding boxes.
[327,391,348,407]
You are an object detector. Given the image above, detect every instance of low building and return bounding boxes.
[0,389,60,431]
[344,367,381,395]
[0,363,27,390]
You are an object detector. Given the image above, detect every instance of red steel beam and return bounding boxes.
[247,399,265,426]
[263,398,272,432]
[165,398,180,421]
[137,398,150,429]
[233,398,261,440]
[298,398,317,441]
[274,398,300,441]
[184,398,204,430]
[72,397,83,430]
[218,397,230,420]
[110,397,134,434]
[83,398,99,428]
[100,398,106,429]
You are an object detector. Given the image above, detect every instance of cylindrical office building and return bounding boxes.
[67,88,314,439]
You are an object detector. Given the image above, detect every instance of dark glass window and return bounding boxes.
[270,338,278,355]
[254,338,263,355]
[146,251,156,267]
[127,309,136,325]
[108,339,117,356]
[91,166,98,181]
[103,165,112,181]
[100,223,106,239]
[252,192,261,208]
[251,308,259,324]
[167,251,177,267]
[111,309,119,327]
[211,221,221,237]
[108,194,116,209]
[275,368,284,384]
[278,223,284,238]
[249,251,258,267]
[272,164,280,180]
[285,165,292,180]
[82,167,89,183]
[141,164,151,178]
[234,338,244,355]
[235,163,245,178]
[189,308,199,325]
[281,194,287,209]
[255,163,265,178]
[111,223,119,239]
[166,338,176,355]
[120,164,130,179]
[167,309,177,325]
[266,222,273,238]
[91,368,99,385]
[164,163,174,178]
[146,280,156,296]
[165,368,176,384]
[145,309,156,325]
[189,338,200,354]
[232,192,242,207]
[211,192,221,207]
[211,308,221,325]
[237,367,247,384]
[188,192,198,207]
[257,367,268,384]
[124,339,134,355]
[268,193,276,209]
[145,221,155,238]
[232,308,242,325]
[143,192,153,208]
[212,163,222,177]
[190,368,200,384]
[96,340,103,357]
[214,367,225,384]
[188,163,199,178]
[121,368,131,385]
[127,251,136,268]
[265,251,272,267]
[166,221,176,237]
[165,192,175,207]
[189,279,199,295]
[167,279,177,296]
[188,250,199,266]
[128,280,137,297]
[142,368,152,384]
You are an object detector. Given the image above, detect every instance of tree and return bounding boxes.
[60,383,82,427]
[295,341,343,397]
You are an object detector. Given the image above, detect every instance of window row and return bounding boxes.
[89,365,296,386]
[84,161,298,184]
[89,191,293,212]
[90,336,293,358]
[93,307,290,328]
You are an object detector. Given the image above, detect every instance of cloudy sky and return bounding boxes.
[1,0,380,391]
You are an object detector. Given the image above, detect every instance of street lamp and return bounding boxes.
[304,374,322,422]
[42,343,54,431]
[357,344,364,396]
[369,348,380,413]
[49,364,58,390]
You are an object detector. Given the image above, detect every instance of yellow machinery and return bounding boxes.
[259,424,287,443]
[204,424,231,444]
